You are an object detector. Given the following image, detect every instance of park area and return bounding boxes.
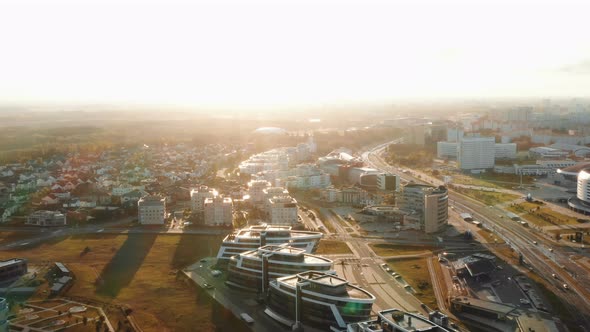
[0,233,249,332]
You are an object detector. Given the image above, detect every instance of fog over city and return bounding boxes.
[1,0,590,110]
[2,1,590,332]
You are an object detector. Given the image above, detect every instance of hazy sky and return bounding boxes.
[1,0,589,109]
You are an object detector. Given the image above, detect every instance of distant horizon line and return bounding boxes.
[0,96,589,112]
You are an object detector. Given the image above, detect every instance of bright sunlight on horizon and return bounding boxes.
[1,0,590,109]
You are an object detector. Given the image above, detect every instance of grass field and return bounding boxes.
[315,240,352,255]
[454,187,519,206]
[387,257,437,307]
[0,233,249,332]
[508,202,580,227]
[369,243,434,257]
[443,172,534,189]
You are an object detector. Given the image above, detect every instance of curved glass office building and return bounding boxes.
[226,245,332,292]
[265,271,375,330]
[216,225,323,263]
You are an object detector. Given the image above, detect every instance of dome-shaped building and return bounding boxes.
[252,127,288,135]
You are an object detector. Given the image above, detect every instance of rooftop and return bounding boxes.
[138,195,165,205]
[0,258,26,269]
[257,245,306,256]
[451,297,517,316]
[378,309,450,331]
[277,271,375,300]
[557,162,590,175]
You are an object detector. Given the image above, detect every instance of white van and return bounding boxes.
[240,313,254,324]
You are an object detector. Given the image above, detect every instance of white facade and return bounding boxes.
[424,189,449,234]
[268,196,298,225]
[458,137,495,170]
[437,142,458,159]
[494,143,517,160]
[348,167,379,185]
[447,127,464,142]
[190,186,217,212]
[138,196,166,225]
[400,184,448,233]
[263,187,290,212]
[577,170,590,203]
[204,196,233,226]
[248,180,271,204]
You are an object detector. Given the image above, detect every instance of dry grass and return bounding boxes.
[0,231,41,245]
[387,257,437,307]
[508,202,580,227]
[369,243,434,257]
[315,240,352,255]
[0,233,249,332]
[454,187,519,206]
[476,229,505,244]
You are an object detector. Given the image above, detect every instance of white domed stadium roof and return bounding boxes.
[252,127,287,135]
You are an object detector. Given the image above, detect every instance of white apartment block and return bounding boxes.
[263,187,290,212]
[248,180,271,204]
[458,137,496,171]
[494,143,517,160]
[204,196,233,226]
[268,196,298,225]
[436,142,458,159]
[26,210,67,226]
[138,195,166,225]
[399,184,448,234]
[190,186,218,212]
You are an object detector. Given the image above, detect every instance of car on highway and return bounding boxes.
[203,283,214,290]
[533,241,538,245]
[563,284,569,290]
[552,274,557,279]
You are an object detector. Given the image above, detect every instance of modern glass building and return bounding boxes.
[347,308,451,332]
[226,245,332,292]
[265,271,375,330]
[216,224,322,263]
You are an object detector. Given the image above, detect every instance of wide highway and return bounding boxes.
[363,140,590,327]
